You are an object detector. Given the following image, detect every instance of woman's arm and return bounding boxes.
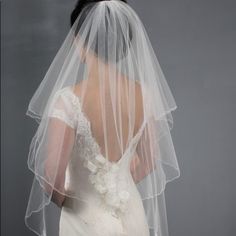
[130,151,157,184]
[43,118,75,208]
[130,118,158,184]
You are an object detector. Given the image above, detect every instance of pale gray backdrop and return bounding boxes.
[2,0,236,235]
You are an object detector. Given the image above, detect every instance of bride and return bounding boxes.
[24,1,180,236]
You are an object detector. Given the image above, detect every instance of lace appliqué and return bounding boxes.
[62,87,130,218]
[83,154,130,218]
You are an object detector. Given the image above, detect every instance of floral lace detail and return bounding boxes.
[83,154,130,218]
[65,87,131,218]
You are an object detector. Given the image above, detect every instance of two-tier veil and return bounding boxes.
[24,0,180,235]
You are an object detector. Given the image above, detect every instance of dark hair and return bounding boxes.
[70,0,132,63]
[70,0,127,27]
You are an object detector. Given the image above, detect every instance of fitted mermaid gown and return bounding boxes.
[49,87,150,236]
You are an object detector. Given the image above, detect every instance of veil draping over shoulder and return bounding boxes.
[24,1,180,235]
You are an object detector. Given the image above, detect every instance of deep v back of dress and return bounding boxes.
[71,78,146,164]
[48,86,150,236]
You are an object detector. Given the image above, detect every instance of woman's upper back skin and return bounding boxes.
[71,76,144,162]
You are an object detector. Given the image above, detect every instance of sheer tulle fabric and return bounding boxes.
[25,1,180,236]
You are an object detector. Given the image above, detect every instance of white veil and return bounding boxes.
[24,0,180,235]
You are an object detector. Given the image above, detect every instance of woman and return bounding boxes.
[24,0,180,236]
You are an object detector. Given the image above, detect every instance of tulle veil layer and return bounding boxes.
[25,1,180,235]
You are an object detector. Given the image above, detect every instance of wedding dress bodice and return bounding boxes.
[49,86,150,236]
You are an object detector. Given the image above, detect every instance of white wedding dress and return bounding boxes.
[49,86,150,236]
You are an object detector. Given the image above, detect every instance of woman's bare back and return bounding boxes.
[71,77,144,162]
